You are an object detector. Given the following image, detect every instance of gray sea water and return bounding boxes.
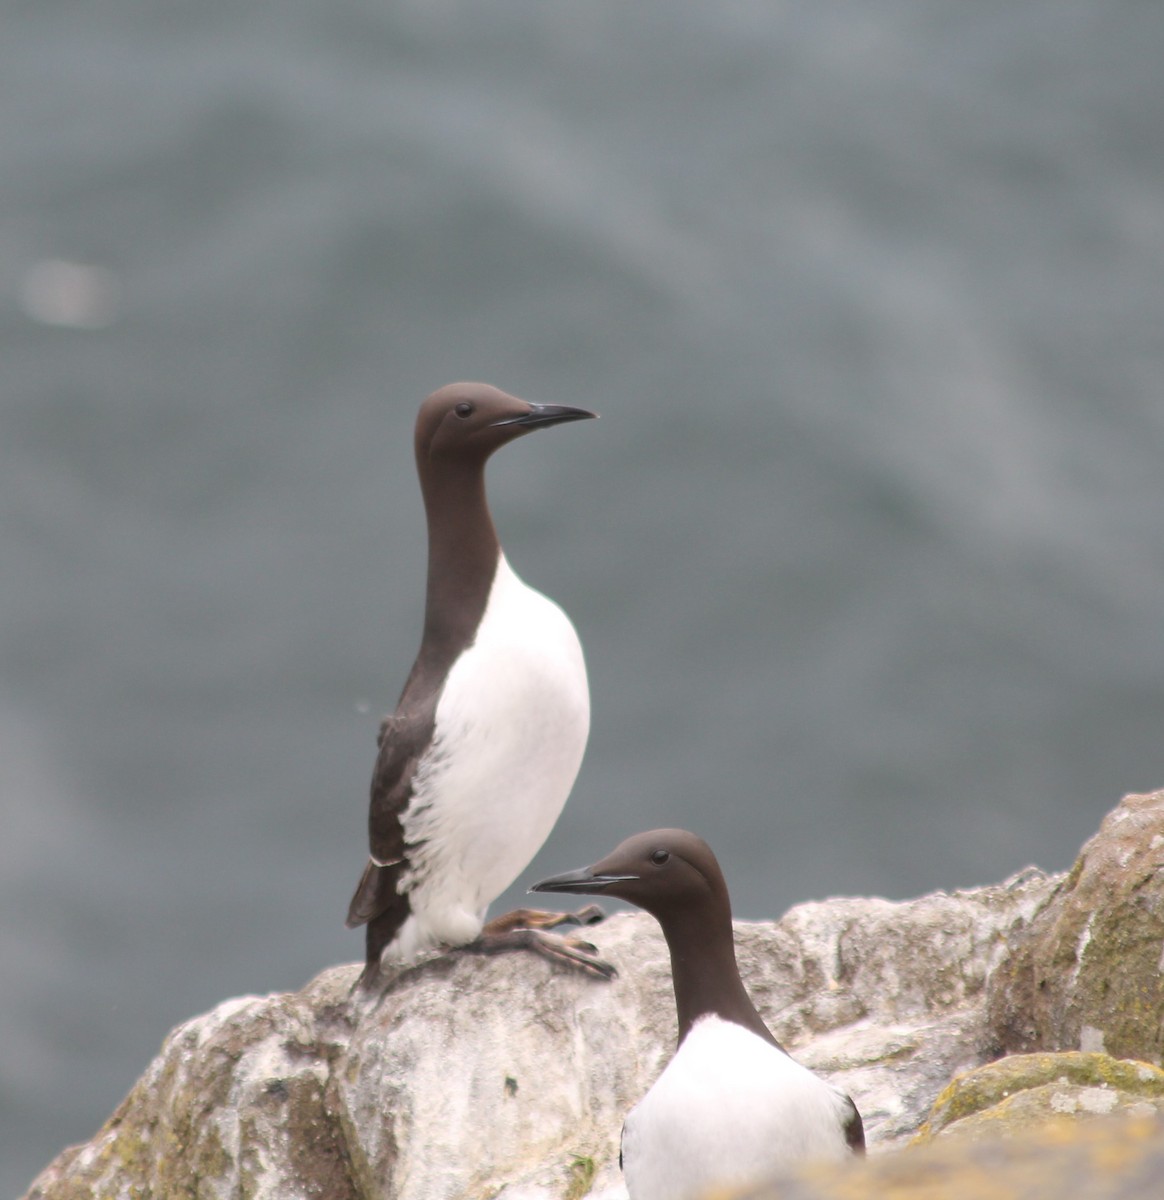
[4,1,1164,1191]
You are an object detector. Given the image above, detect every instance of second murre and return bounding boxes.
[532,829,864,1200]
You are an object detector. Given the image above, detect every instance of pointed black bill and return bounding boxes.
[491,403,598,430]
[529,866,636,896]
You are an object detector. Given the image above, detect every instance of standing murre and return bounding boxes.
[346,382,613,987]
[531,829,864,1200]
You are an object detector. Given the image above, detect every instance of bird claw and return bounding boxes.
[570,903,606,927]
[462,926,617,981]
[550,938,618,981]
[481,904,607,936]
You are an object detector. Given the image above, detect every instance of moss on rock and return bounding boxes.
[914,1052,1164,1143]
[760,1115,1164,1200]
[987,790,1164,1065]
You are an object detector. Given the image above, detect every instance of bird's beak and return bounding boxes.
[491,403,598,430]
[529,866,636,895]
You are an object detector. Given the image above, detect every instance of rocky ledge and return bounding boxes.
[25,789,1164,1200]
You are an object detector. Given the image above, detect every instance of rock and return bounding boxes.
[25,971,362,1200]
[738,871,1054,1146]
[748,1114,1164,1199]
[24,866,1055,1200]
[28,789,1164,1200]
[914,1052,1164,1142]
[987,789,1164,1064]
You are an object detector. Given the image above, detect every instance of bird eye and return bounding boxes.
[650,849,670,865]
[454,402,474,418]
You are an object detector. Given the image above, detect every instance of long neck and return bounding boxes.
[414,455,500,681]
[660,903,781,1050]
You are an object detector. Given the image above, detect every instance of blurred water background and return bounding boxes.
[4,1,1164,1191]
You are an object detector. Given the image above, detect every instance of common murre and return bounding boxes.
[531,828,864,1199]
[346,382,613,986]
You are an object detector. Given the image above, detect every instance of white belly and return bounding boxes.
[622,1016,854,1200]
[392,555,590,958]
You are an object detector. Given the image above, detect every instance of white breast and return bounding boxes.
[621,1016,855,1200]
[391,555,590,958]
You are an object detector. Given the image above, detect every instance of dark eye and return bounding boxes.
[454,402,474,419]
[650,849,670,865]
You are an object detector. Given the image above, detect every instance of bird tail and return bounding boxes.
[346,857,411,989]
[351,958,383,994]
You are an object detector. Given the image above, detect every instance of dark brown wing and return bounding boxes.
[345,694,440,928]
[842,1095,865,1154]
[345,858,400,928]
[367,703,438,865]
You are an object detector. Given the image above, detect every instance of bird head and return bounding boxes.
[416,382,596,464]
[530,828,727,922]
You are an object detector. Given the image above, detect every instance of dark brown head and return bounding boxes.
[415,382,596,467]
[531,828,731,925]
[406,381,596,681]
[534,830,777,1047]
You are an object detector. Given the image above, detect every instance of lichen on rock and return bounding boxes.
[987,789,1164,1065]
[913,1051,1164,1142]
[752,1114,1164,1200]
